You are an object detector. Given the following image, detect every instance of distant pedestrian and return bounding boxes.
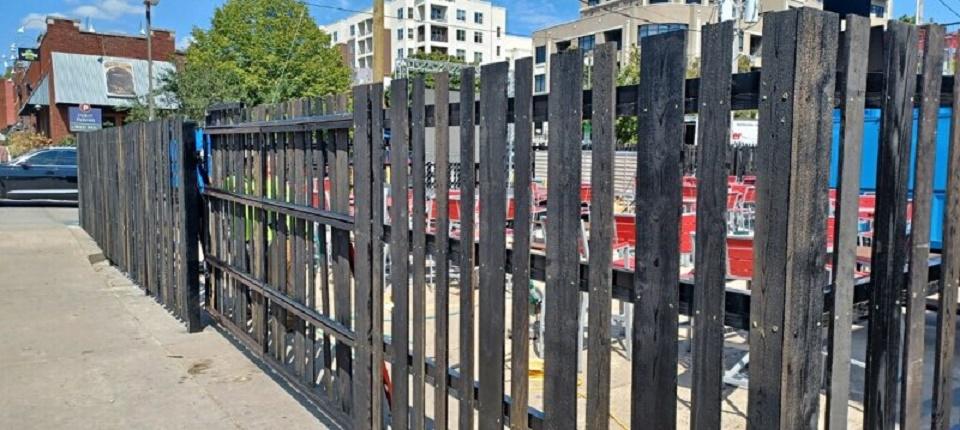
[0,145,9,163]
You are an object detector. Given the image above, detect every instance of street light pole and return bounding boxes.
[145,0,159,121]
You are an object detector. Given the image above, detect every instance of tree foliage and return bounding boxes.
[395,50,474,90]
[160,0,351,120]
[4,131,54,158]
[615,47,640,148]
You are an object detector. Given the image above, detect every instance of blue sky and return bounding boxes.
[0,0,956,68]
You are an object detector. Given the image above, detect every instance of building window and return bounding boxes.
[556,40,571,51]
[457,9,466,21]
[535,74,546,93]
[408,28,414,39]
[456,29,466,41]
[397,28,404,40]
[474,52,483,63]
[578,35,595,52]
[871,4,885,17]
[497,46,501,56]
[497,26,501,38]
[456,49,466,60]
[637,23,687,40]
[535,46,546,63]
[398,49,404,59]
[431,6,445,21]
[408,7,414,19]
[397,8,403,19]
[332,31,338,43]
[474,31,483,43]
[474,12,483,24]
[350,25,355,36]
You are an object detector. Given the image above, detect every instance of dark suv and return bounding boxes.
[0,147,78,202]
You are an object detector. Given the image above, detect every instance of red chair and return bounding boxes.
[727,236,754,280]
[680,213,696,255]
[743,187,756,205]
[826,217,836,250]
[615,213,637,248]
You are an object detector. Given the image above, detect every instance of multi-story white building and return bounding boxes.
[531,0,892,94]
[320,0,532,84]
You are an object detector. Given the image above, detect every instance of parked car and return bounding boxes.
[0,147,78,202]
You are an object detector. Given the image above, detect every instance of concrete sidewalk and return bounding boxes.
[0,206,328,429]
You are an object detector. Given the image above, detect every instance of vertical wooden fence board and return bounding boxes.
[370,83,386,430]
[779,10,838,428]
[293,123,308,380]
[390,78,411,430]
[334,104,354,412]
[544,49,583,429]
[826,15,870,430]
[353,84,374,429]
[433,72,451,430]
[901,24,944,429]
[748,10,799,428]
[932,38,960,430]
[459,66,477,430]
[177,121,202,331]
[865,21,919,430]
[691,21,734,430]
[585,43,616,430]
[410,76,428,430]
[632,30,686,430]
[478,60,509,430]
[509,58,533,430]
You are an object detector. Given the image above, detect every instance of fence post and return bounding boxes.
[176,119,202,332]
[748,8,838,429]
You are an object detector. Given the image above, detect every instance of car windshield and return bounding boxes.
[9,151,38,165]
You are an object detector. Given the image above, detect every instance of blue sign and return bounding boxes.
[69,105,102,132]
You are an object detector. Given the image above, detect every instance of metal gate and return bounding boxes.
[200,97,360,426]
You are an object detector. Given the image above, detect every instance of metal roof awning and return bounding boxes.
[21,76,50,113]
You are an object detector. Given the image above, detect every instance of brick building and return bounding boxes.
[0,79,15,130]
[14,18,178,143]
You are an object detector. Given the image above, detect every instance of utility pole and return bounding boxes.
[916,0,924,24]
[145,0,159,121]
[373,0,385,83]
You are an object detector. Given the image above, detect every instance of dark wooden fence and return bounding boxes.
[76,7,960,429]
[77,118,202,332]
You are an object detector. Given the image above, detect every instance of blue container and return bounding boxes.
[830,108,951,249]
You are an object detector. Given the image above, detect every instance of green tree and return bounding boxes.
[395,50,474,90]
[898,14,917,24]
[160,0,350,120]
[615,46,640,148]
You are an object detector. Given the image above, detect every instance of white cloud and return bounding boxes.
[20,12,67,31]
[176,36,194,50]
[71,0,141,21]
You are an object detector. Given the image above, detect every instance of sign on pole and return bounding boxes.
[69,105,103,132]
